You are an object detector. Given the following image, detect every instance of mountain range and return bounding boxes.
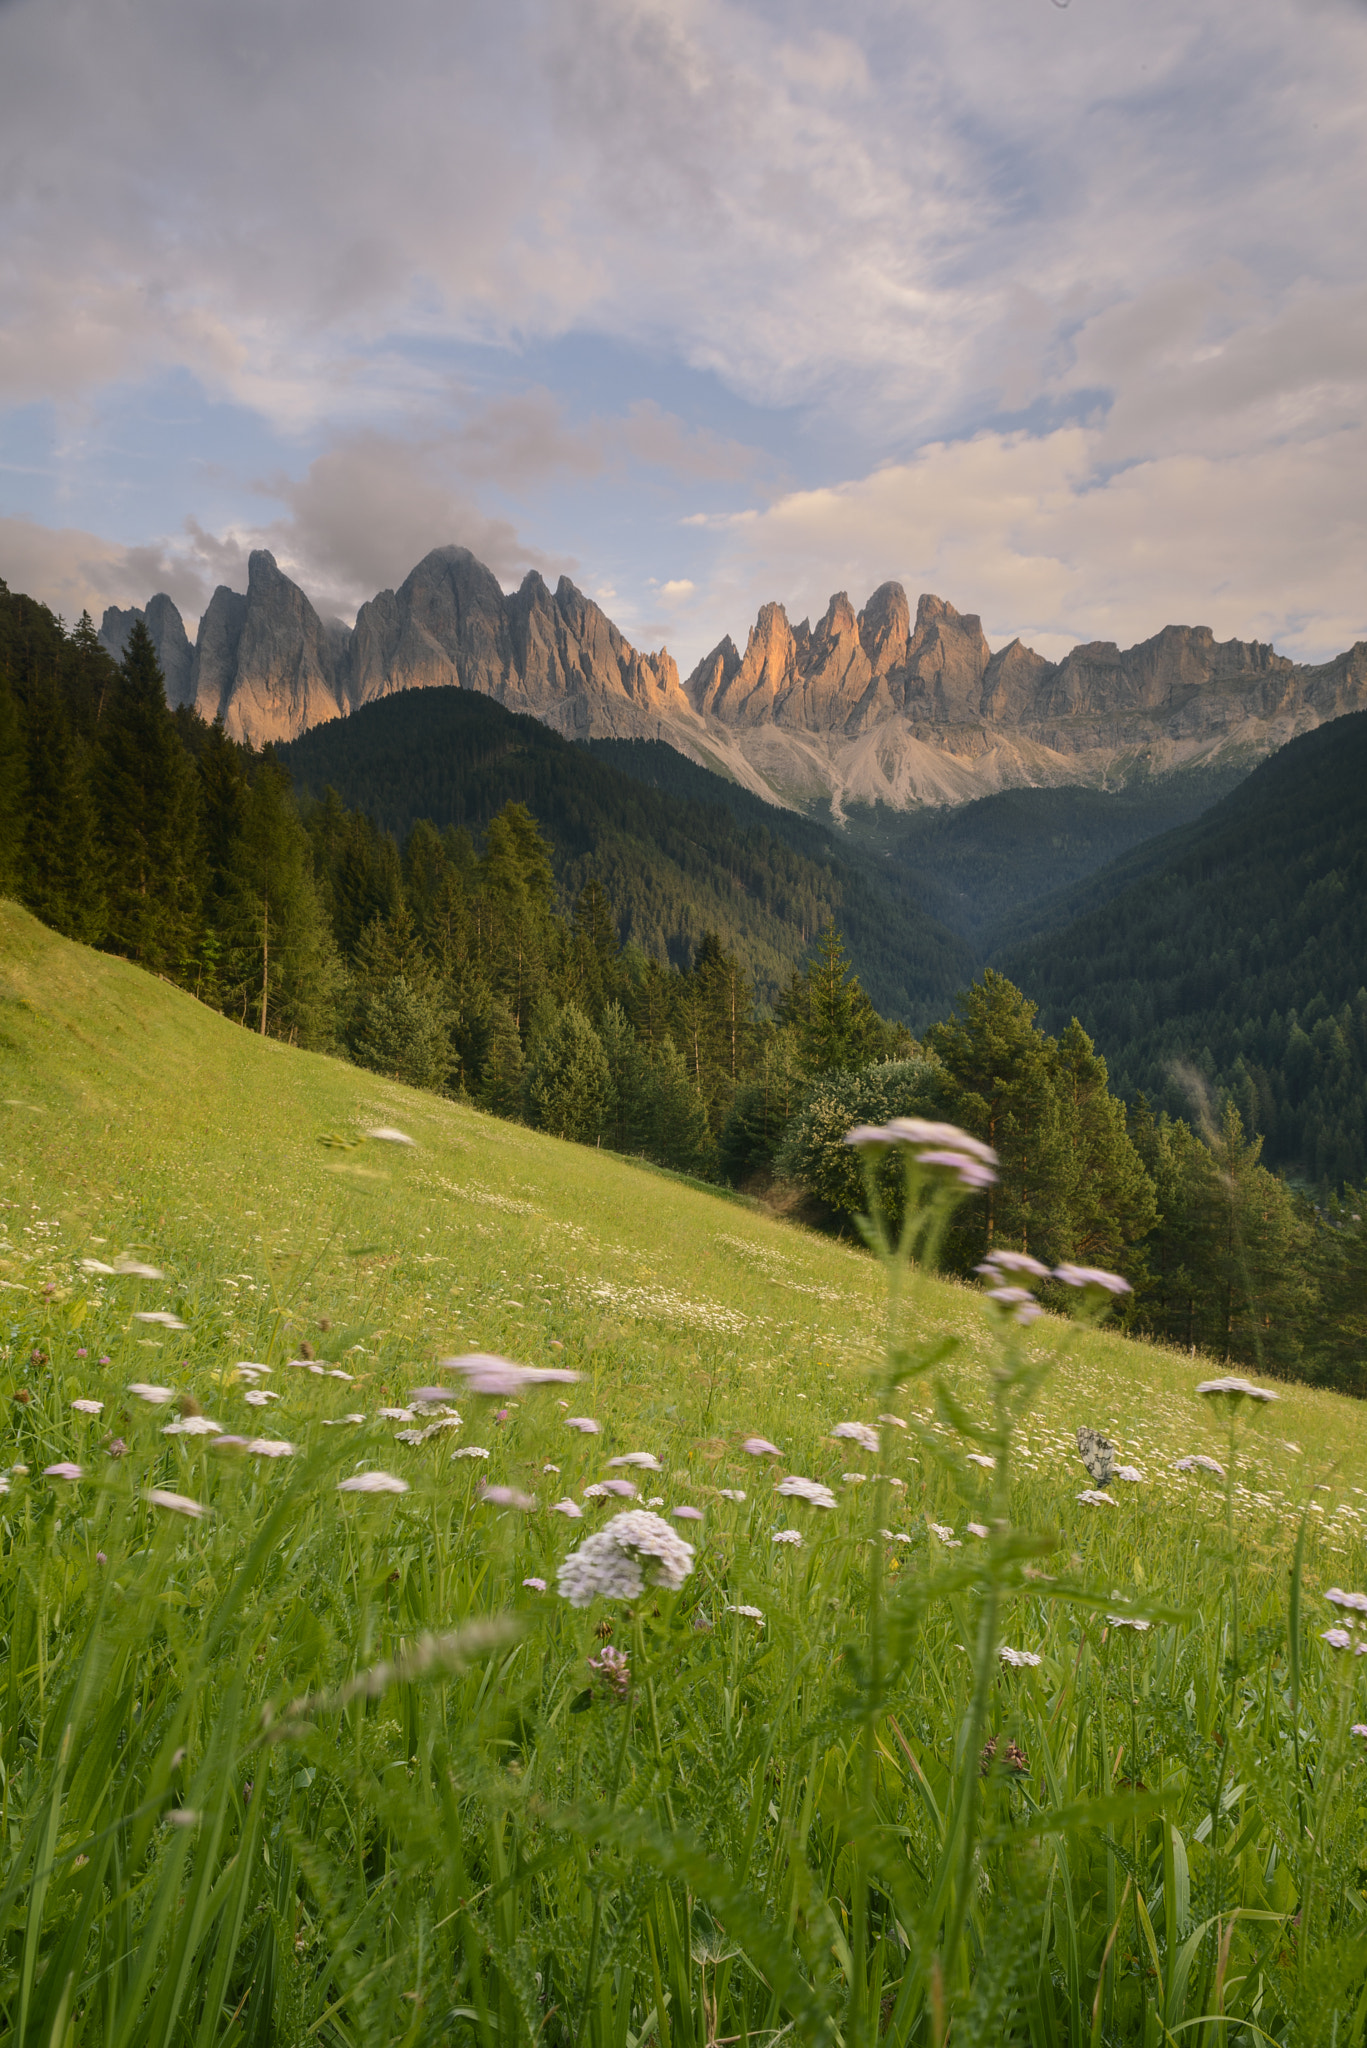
[100,545,1367,816]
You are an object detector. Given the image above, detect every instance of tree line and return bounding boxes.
[2,584,1362,1395]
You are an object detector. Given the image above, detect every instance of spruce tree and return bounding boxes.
[0,676,28,895]
[94,620,199,972]
[19,677,104,941]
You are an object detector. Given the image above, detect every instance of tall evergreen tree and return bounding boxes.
[19,677,104,942]
[220,759,337,1045]
[94,620,199,971]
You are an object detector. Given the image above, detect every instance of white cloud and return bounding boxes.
[691,420,1367,666]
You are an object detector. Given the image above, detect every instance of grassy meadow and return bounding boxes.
[2,899,1367,2046]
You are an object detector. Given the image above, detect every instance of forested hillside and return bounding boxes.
[1002,711,1367,1186]
[283,692,973,1021]
[587,736,1241,952]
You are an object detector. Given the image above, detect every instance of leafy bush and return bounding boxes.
[774,1056,943,1222]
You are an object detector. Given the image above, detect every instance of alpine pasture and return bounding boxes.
[2,901,1366,2046]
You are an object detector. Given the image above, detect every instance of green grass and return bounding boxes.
[2,899,1367,2046]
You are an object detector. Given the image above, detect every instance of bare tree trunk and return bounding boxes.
[260,895,269,1036]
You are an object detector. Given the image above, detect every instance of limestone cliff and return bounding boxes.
[120,547,1367,814]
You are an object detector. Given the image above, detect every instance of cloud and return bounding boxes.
[690,420,1367,666]
[0,516,209,625]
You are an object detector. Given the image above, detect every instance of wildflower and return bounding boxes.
[929,1523,957,1542]
[377,1406,415,1421]
[980,1735,1030,1773]
[878,1413,907,1428]
[1174,1455,1226,1479]
[967,1452,996,1470]
[451,1445,491,1460]
[557,1510,695,1606]
[246,1438,295,1457]
[133,1311,187,1330]
[240,1389,277,1410]
[771,1529,803,1546]
[320,1415,366,1426]
[44,1462,83,1481]
[742,1436,781,1457]
[885,1118,999,1167]
[113,1260,164,1279]
[967,1522,990,1538]
[162,1416,223,1437]
[842,1473,868,1485]
[1352,1725,1367,1739]
[147,1489,208,1517]
[127,1383,175,1404]
[985,1285,1033,1307]
[72,1398,103,1415]
[832,1420,879,1453]
[235,1363,271,1379]
[1322,1628,1353,1650]
[1077,1489,1116,1507]
[1053,1264,1131,1296]
[440,1353,578,1395]
[1326,1587,1367,1615]
[776,1476,836,1509]
[672,1503,704,1521]
[588,1644,632,1697]
[725,1604,765,1622]
[105,1440,125,1459]
[717,1488,747,1502]
[551,1498,584,1518]
[523,1577,547,1592]
[598,1477,639,1498]
[978,1249,1051,1280]
[1107,1615,1152,1631]
[1196,1375,1279,1404]
[80,1258,115,1274]
[565,1416,601,1434]
[916,1150,998,1189]
[364,1126,414,1144]
[337,1472,409,1495]
[999,1647,1042,1668]
[543,1462,561,1474]
[1114,1466,1144,1483]
[480,1484,536,1509]
[165,1809,200,1827]
[608,1452,662,1471]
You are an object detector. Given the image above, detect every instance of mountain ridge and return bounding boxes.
[99,543,1367,814]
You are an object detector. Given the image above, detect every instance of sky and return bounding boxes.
[1,0,1365,672]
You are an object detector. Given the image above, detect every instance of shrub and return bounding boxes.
[774,1055,943,1222]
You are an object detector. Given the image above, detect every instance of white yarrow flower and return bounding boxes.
[246,1438,294,1458]
[44,1462,83,1481]
[1077,1489,1117,1507]
[551,1497,584,1518]
[565,1417,601,1434]
[480,1484,536,1509]
[1174,1455,1227,1479]
[608,1452,662,1471]
[1107,1615,1152,1632]
[162,1417,222,1436]
[999,1647,1042,1668]
[127,1383,175,1404]
[1114,1466,1144,1483]
[832,1420,880,1453]
[967,1452,996,1470]
[776,1475,836,1509]
[364,1126,415,1144]
[771,1529,803,1546]
[1196,1375,1278,1403]
[133,1310,187,1329]
[556,1510,695,1606]
[1322,1627,1353,1650]
[338,1472,408,1495]
[742,1436,781,1457]
[451,1445,491,1460]
[147,1488,207,1517]
[113,1260,164,1279]
[1326,1587,1367,1614]
[717,1488,746,1502]
[725,1604,765,1622]
[71,1398,104,1415]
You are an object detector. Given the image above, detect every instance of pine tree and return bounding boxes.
[94,620,199,971]
[1051,1019,1156,1273]
[220,759,337,1045]
[0,675,28,895]
[477,999,526,1118]
[19,677,104,942]
[523,1004,612,1143]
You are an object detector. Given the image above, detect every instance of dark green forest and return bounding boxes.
[4,573,1366,1395]
[1001,712,1367,1188]
[284,694,974,1023]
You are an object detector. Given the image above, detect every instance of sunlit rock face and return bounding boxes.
[116,547,1367,814]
